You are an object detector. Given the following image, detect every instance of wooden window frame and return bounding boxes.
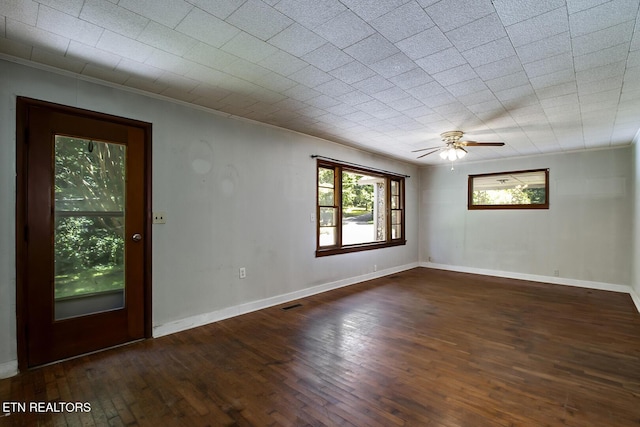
[316,160,406,257]
[468,168,549,210]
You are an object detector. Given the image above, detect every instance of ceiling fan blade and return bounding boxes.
[461,140,505,146]
[416,148,442,159]
[412,145,443,152]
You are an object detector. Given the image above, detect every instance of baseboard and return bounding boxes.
[0,360,18,379]
[421,262,639,313]
[153,262,420,338]
[630,288,640,313]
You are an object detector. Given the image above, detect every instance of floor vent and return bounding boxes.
[281,303,302,311]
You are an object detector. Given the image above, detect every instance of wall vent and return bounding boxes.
[281,303,302,311]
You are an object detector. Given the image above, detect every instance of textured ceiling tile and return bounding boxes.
[576,60,626,84]
[7,18,69,51]
[571,20,635,56]
[577,75,623,96]
[353,74,394,95]
[314,78,354,97]
[340,0,410,22]
[32,47,86,73]
[535,81,577,99]
[38,1,84,18]
[223,58,271,82]
[268,23,325,56]
[369,52,416,78]
[329,60,377,84]
[345,33,400,64]
[456,89,497,106]
[145,48,197,74]
[485,70,531,93]
[505,7,569,48]
[529,68,576,89]
[474,55,524,81]
[574,43,631,72]
[288,64,333,87]
[222,32,278,62]
[446,77,488,97]
[462,37,516,67]
[96,31,153,62]
[226,0,293,41]
[184,42,239,70]
[522,52,573,78]
[372,86,409,102]
[137,22,199,56]
[426,0,494,31]
[116,57,164,81]
[118,0,192,28]
[187,0,246,20]
[371,1,434,43]
[493,0,565,26]
[388,67,433,89]
[282,84,320,101]
[82,63,130,84]
[445,13,507,52]
[258,49,307,76]
[176,9,240,48]
[274,0,345,28]
[569,0,639,37]
[514,32,571,64]
[415,47,467,74]
[494,83,536,102]
[335,90,374,106]
[387,96,424,112]
[312,10,375,49]
[0,0,38,26]
[302,43,353,72]
[432,63,477,86]
[37,5,103,46]
[67,40,121,68]
[395,26,451,60]
[80,0,148,39]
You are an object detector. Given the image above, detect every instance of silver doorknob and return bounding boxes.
[132,233,142,242]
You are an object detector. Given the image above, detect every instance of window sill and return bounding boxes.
[315,239,406,257]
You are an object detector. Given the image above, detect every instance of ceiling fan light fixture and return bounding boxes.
[441,146,466,161]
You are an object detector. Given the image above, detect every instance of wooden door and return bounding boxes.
[16,97,152,368]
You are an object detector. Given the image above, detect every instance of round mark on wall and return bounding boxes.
[188,140,214,174]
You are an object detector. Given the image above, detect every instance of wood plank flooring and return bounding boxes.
[2,267,640,426]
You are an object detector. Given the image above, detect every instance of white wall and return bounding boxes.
[419,148,633,287]
[633,140,640,296]
[0,59,419,372]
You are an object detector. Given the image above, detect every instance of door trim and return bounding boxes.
[15,97,153,370]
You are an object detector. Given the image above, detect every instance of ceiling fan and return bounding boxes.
[413,131,505,160]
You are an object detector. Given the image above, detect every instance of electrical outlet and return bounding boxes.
[153,212,166,224]
[554,269,560,277]
[428,256,432,262]
[239,267,246,279]
[374,264,377,272]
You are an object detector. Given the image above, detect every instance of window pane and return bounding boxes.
[391,180,399,196]
[318,188,334,206]
[392,210,401,224]
[319,226,337,246]
[320,207,337,226]
[54,136,126,320]
[318,167,334,187]
[392,224,402,239]
[469,169,548,208]
[342,171,383,245]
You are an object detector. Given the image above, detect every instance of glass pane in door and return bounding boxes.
[54,136,126,320]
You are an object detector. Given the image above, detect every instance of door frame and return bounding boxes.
[15,97,153,370]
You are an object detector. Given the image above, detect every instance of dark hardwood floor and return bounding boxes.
[2,267,640,426]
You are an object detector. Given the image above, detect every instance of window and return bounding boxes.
[468,169,549,209]
[316,160,406,256]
